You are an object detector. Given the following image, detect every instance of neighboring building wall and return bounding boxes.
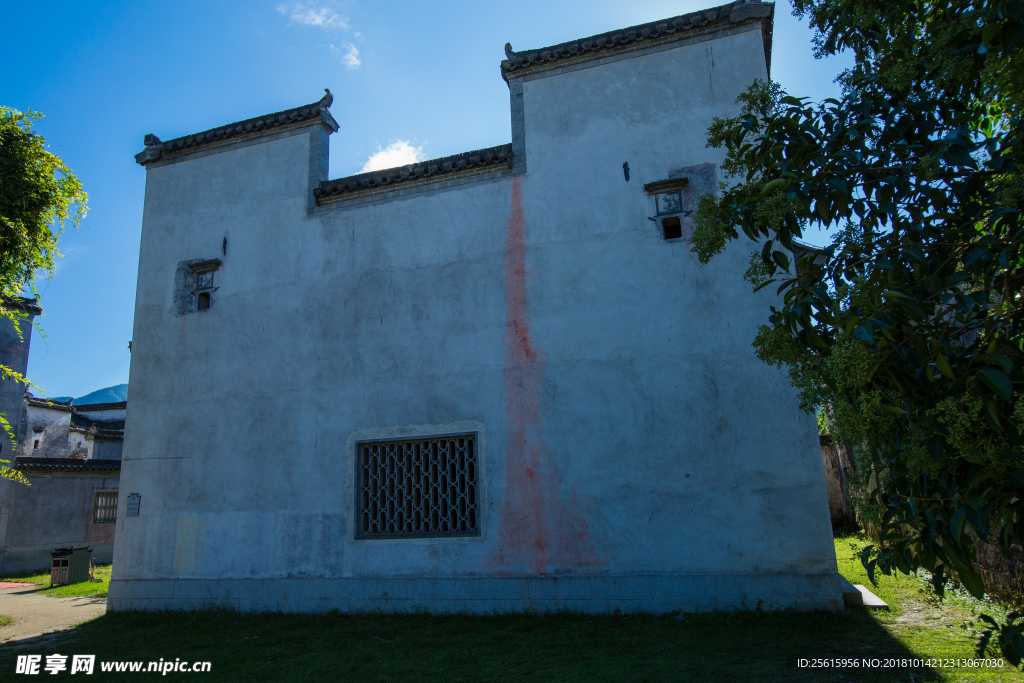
[0,335,126,575]
[0,469,119,574]
[92,440,124,460]
[112,2,840,613]
[0,301,40,458]
[22,405,79,458]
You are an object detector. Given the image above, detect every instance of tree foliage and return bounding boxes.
[691,0,1024,664]
[0,108,87,482]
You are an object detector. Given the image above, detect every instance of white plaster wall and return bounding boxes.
[21,407,75,458]
[113,25,838,612]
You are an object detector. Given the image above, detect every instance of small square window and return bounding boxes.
[93,491,118,524]
[197,292,211,311]
[662,216,683,240]
[656,191,682,215]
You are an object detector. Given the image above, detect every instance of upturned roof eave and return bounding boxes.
[499,1,774,83]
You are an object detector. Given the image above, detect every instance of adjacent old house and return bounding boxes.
[112,0,842,612]
[0,302,125,574]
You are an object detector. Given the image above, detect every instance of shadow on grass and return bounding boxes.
[0,606,946,682]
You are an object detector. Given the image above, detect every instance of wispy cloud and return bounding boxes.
[276,3,350,30]
[278,3,362,69]
[342,43,360,69]
[361,141,426,173]
[331,42,361,69]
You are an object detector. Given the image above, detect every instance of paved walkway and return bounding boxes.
[0,585,106,644]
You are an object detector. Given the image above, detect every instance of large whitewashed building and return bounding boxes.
[110,0,842,612]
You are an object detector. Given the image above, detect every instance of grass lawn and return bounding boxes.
[1,564,111,599]
[0,539,1021,682]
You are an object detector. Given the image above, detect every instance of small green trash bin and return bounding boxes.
[50,547,92,586]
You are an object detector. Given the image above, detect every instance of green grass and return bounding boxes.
[1,564,111,598]
[836,535,1019,674]
[0,543,1021,682]
[0,615,10,627]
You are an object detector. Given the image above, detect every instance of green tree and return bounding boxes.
[0,108,88,483]
[691,0,1024,664]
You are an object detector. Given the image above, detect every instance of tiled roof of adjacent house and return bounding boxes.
[135,90,339,166]
[500,0,773,81]
[15,457,121,472]
[27,396,126,439]
[73,401,127,412]
[71,414,125,435]
[26,397,74,412]
[314,144,513,204]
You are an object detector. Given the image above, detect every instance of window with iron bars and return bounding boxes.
[93,491,118,524]
[356,434,479,539]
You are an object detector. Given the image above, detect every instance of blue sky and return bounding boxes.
[2,0,851,399]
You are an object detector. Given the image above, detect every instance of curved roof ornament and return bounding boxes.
[319,88,334,110]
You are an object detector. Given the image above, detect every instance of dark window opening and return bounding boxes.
[197,292,211,311]
[33,440,39,449]
[662,216,683,240]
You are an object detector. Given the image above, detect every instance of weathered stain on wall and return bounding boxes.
[491,177,605,574]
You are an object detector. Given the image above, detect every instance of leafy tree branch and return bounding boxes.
[691,0,1024,665]
[0,107,87,482]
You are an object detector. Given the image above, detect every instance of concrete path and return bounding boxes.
[0,585,106,644]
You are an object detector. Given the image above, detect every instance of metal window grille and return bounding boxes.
[93,491,118,524]
[357,434,479,539]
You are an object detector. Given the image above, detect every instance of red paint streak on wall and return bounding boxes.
[490,177,604,575]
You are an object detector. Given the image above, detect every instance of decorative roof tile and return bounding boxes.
[500,1,773,81]
[136,90,339,166]
[15,457,121,472]
[314,144,513,204]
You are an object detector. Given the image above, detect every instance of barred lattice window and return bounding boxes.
[357,434,479,539]
[93,491,118,524]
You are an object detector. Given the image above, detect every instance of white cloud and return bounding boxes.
[342,43,360,69]
[276,3,349,30]
[361,140,426,173]
[329,42,360,69]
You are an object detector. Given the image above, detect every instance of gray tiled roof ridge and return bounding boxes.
[135,89,338,166]
[73,400,127,411]
[26,396,127,414]
[1,296,42,316]
[314,143,513,203]
[15,457,121,472]
[500,0,773,80]
[26,396,74,412]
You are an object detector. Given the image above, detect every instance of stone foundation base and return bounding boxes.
[108,572,843,613]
